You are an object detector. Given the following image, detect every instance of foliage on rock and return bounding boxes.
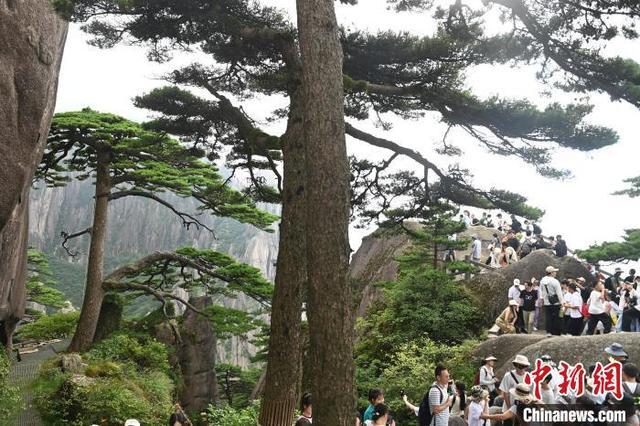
[16,311,79,341]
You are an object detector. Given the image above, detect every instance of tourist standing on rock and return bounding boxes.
[540,266,565,336]
[509,279,525,332]
[510,215,522,233]
[620,278,639,332]
[625,269,637,283]
[496,213,507,232]
[521,281,538,333]
[463,210,472,227]
[498,356,531,426]
[563,282,584,336]
[295,392,313,425]
[471,235,482,262]
[555,235,568,257]
[532,278,542,331]
[587,281,613,335]
[605,268,624,293]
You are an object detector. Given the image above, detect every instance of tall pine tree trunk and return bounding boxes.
[297,0,355,423]
[259,80,307,425]
[0,1,67,350]
[68,149,111,352]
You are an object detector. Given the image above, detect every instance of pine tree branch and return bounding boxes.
[108,190,216,234]
[60,227,92,257]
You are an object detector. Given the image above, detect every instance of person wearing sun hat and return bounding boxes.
[498,355,531,424]
[484,383,542,424]
[604,342,629,364]
[479,356,500,403]
[466,385,492,426]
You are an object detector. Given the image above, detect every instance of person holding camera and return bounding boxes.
[586,280,612,334]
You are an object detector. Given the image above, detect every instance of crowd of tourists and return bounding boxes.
[334,343,638,426]
[491,265,640,337]
[458,210,569,267]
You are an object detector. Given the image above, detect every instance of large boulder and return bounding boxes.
[0,1,67,348]
[466,250,593,325]
[474,333,640,378]
[350,227,412,317]
[155,297,219,413]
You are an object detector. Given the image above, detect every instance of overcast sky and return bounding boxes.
[54,0,640,256]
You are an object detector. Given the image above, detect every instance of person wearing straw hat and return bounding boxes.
[484,383,541,424]
[498,355,531,425]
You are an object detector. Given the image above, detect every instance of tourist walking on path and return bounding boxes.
[471,235,482,262]
[478,356,500,403]
[540,266,564,336]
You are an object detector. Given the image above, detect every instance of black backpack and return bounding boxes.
[418,385,443,426]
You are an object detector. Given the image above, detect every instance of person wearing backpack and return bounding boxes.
[498,355,531,426]
[540,266,564,336]
[417,365,454,426]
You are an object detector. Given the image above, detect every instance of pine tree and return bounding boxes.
[52,0,640,421]
[576,229,640,264]
[38,109,277,352]
[26,250,67,311]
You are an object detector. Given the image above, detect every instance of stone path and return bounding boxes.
[9,340,69,426]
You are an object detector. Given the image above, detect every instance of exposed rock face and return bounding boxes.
[474,333,640,378]
[156,297,219,413]
[0,1,67,347]
[350,228,413,317]
[29,179,279,365]
[467,249,593,324]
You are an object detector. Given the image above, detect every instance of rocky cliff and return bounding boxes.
[0,0,68,347]
[28,179,279,366]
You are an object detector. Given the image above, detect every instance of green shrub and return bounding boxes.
[33,334,174,425]
[86,333,170,372]
[0,350,21,420]
[356,337,479,424]
[15,311,79,341]
[203,402,260,426]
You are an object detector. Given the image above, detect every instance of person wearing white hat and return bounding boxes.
[498,355,531,424]
[485,383,541,424]
[494,300,519,335]
[540,265,564,336]
[478,356,500,404]
[124,420,140,426]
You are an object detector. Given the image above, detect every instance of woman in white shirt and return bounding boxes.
[563,282,584,336]
[586,281,612,335]
[465,386,491,426]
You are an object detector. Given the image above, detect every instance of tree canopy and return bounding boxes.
[39,109,278,234]
[50,0,639,222]
[576,229,640,263]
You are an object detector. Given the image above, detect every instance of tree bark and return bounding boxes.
[0,1,67,350]
[68,149,111,352]
[297,0,355,424]
[259,84,307,424]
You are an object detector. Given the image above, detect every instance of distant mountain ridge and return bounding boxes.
[28,178,280,366]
